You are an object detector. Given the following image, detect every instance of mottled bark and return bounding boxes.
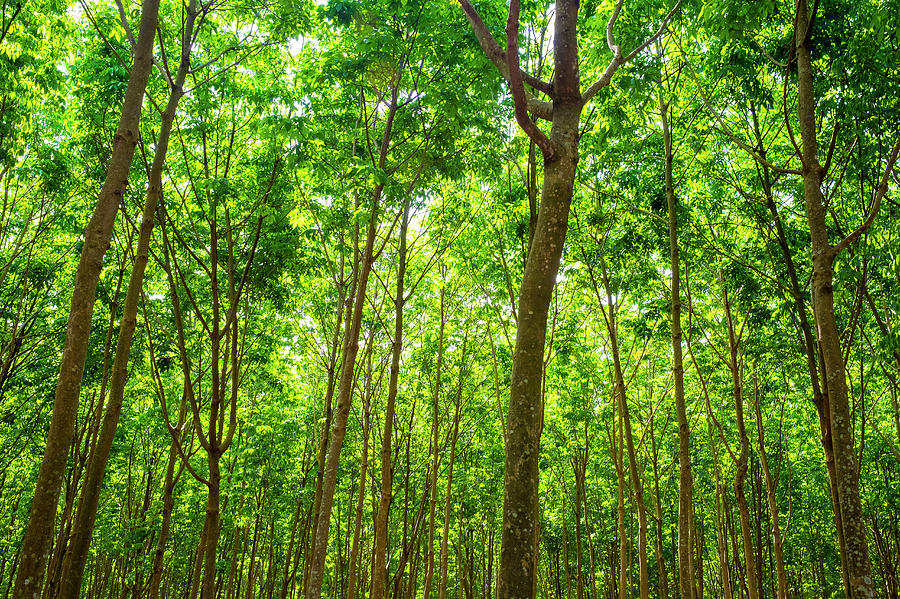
[11,2,159,596]
[795,1,885,595]
[55,9,197,597]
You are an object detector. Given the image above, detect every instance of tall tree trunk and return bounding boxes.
[56,9,197,596]
[794,0,880,595]
[438,345,466,599]
[305,86,396,596]
[721,282,759,599]
[752,373,788,599]
[423,287,446,599]
[660,87,695,599]
[11,2,159,596]
[346,381,371,599]
[371,195,411,599]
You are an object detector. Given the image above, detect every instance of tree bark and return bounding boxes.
[371,195,411,599]
[795,0,876,595]
[304,98,392,596]
[660,88,695,599]
[11,2,159,596]
[55,9,197,597]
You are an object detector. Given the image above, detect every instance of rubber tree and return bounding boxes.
[793,0,900,595]
[455,0,681,596]
[11,1,160,596]
[53,4,200,597]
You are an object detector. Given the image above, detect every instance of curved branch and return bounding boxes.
[507,0,554,158]
[458,0,553,120]
[832,137,900,256]
[583,0,683,103]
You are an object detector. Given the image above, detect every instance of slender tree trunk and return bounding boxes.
[794,1,875,595]
[56,13,197,595]
[372,195,411,599]
[660,88,694,599]
[438,348,466,599]
[592,259,650,599]
[721,282,759,599]
[11,2,159,596]
[148,395,189,599]
[649,402,670,599]
[346,400,370,599]
[305,87,395,595]
[614,412,627,599]
[752,373,788,599]
[423,288,446,599]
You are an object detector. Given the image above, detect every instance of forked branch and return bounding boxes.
[458,0,553,121]
[582,0,684,104]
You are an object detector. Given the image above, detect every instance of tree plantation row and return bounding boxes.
[1,0,899,598]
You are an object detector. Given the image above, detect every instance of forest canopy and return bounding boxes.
[1,0,899,599]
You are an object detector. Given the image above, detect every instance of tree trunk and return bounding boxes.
[56,10,197,596]
[752,373,788,599]
[438,347,466,599]
[660,88,695,599]
[304,122,391,599]
[11,2,159,596]
[423,287,446,599]
[372,195,411,599]
[721,282,759,599]
[794,1,875,595]
[346,392,370,599]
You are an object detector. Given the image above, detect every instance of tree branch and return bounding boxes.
[506,0,554,158]
[832,137,900,256]
[582,0,684,104]
[458,0,553,121]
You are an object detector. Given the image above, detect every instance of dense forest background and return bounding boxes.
[1,0,900,598]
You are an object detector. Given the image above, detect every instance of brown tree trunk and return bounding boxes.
[752,373,788,599]
[592,258,650,599]
[305,88,396,597]
[648,380,670,599]
[438,341,467,599]
[423,287,446,599]
[795,1,878,595]
[11,2,159,596]
[346,389,371,599]
[660,88,695,599]
[371,195,411,599]
[56,9,197,596]
[721,282,759,599]
[148,395,189,599]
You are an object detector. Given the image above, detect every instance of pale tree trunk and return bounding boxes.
[11,2,159,597]
[794,0,897,595]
